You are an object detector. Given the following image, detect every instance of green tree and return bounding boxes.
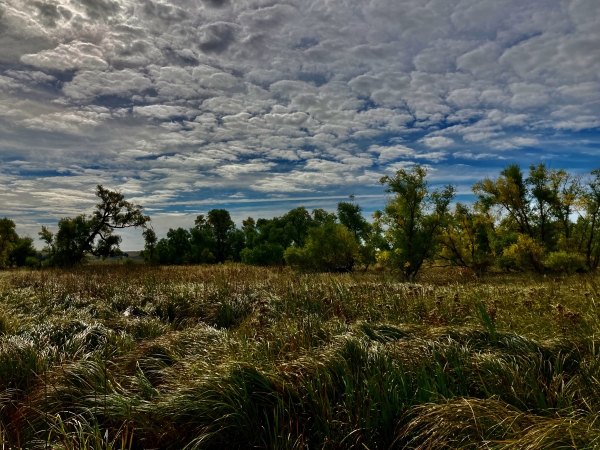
[0,218,18,268]
[474,164,534,238]
[9,236,38,268]
[575,169,600,270]
[439,203,494,273]
[377,165,455,281]
[282,207,314,247]
[157,228,192,265]
[203,210,235,263]
[241,242,284,266]
[337,197,377,270]
[284,222,359,272]
[337,197,370,241]
[40,185,150,266]
[141,228,158,263]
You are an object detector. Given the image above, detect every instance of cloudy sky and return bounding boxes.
[1,0,600,248]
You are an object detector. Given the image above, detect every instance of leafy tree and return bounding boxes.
[474,164,534,238]
[527,163,556,246]
[337,198,370,241]
[376,165,455,281]
[312,208,337,227]
[0,218,18,268]
[439,203,494,273]
[40,185,150,266]
[502,234,546,273]
[241,217,259,250]
[337,198,377,270]
[282,207,314,247]
[241,242,284,266]
[200,210,235,263]
[575,169,600,270]
[141,228,158,263]
[157,228,192,265]
[239,218,286,265]
[9,236,38,268]
[284,223,359,272]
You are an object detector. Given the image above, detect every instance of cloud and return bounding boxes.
[63,70,153,100]
[2,0,600,249]
[421,136,454,149]
[198,22,237,54]
[21,42,108,71]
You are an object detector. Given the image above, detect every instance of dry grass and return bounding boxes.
[1,264,600,448]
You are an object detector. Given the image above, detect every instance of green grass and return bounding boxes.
[1,265,600,448]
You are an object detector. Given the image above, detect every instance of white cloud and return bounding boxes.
[421,136,454,149]
[2,0,600,249]
[21,42,108,71]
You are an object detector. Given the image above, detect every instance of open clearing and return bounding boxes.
[1,265,599,449]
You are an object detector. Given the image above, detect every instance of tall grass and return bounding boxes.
[1,265,600,448]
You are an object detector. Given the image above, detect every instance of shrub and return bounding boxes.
[544,251,587,274]
[284,223,359,272]
[502,234,546,272]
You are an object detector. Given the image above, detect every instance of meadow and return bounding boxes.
[1,264,599,449]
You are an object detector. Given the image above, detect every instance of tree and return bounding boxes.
[9,236,38,268]
[575,169,600,270]
[337,198,370,241]
[474,164,534,238]
[439,203,494,273]
[40,185,150,266]
[337,198,377,271]
[241,242,284,266]
[284,222,359,272]
[0,218,18,268]
[141,228,158,263]
[377,165,455,281]
[204,210,235,263]
[282,207,314,247]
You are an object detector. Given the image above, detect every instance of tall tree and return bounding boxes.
[0,218,18,268]
[40,185,150,266]
[202,209,235,263]
[474,164,534,238]
[337,197,370,241]
[576,169,600,269]
[141,228,158,263]
[377,165,455,281]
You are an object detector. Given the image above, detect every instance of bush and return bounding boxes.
[544,251,587,274]
[502,234,546,272]
[240,243,284,266]
[284,223,358,272]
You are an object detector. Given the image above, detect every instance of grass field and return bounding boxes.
[1,264,600,449]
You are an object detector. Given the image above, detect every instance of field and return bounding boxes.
[1,265,600,449]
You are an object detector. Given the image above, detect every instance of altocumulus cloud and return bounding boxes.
[1,0,600,248]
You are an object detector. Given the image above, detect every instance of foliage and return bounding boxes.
[544,251,587,274]
[284,222,359,272]
[439,203,494,273]
[377,165,455,281]
[241,242,284,266]
[40,185,149,266]
[0,218,17,268]
[502,234,546,272]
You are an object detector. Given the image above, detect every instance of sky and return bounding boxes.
[1,0,600,249]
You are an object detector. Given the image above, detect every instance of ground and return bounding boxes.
[0,265,599,449]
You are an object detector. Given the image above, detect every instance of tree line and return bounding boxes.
[2,163,600,279]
